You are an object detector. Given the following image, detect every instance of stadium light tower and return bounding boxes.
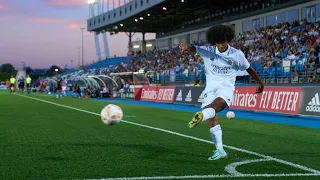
[88,0,105,61]
[101,0,110,58]
[78,47,80,67]
[80,27,85,67]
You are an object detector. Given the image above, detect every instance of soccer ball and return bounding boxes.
[226,111,235,119]
[100,104,123,125]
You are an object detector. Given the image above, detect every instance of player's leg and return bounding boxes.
[206,98,228,160]
[56,89,61,98]
[10,84,13,93]
[18,83,22,92]
[21,84,24,93]
[62,87,66,96]
[189,91,217,128]
[189,89,233,160]
[26,84,30,93]
[77,89,82,98]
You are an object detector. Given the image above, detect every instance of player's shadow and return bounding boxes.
[55,142,209,164]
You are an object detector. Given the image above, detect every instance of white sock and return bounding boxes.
[210,125,223,150]
[202,108,216,121]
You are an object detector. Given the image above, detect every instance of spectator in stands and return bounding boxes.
[85,85,92,98]
[305,52,319,82]
[271,56,282,68]
[72,84,82,98]
[99,85,108,98]
[287,49,298,81]
[193,80,200,86]
[91,86,99,98]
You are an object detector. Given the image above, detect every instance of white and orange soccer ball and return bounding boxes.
[100,104,123,125]
[226,111,235,119]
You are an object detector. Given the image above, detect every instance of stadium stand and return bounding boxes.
[63,19,320,85]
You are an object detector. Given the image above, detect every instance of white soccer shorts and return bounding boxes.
[201,88,234,109]
[62,87,67,91]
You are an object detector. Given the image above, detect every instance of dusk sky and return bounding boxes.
[0,0,155,69]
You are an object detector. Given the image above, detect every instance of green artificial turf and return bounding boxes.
[0,91,319,180]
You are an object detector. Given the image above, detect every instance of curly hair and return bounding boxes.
[206,25,235,44]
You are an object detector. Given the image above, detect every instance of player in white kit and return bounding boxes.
[62,77,68,96]
[180,25,264,160]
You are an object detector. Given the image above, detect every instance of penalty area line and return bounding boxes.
[15,94,320,175]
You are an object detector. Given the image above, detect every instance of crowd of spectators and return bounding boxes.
[81,19,320,84]
[233,19,320,82]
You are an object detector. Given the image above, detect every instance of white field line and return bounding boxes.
[124,115,136,118]
[225,159,271,176]
[15,94,320,175]
[86,173,320,180]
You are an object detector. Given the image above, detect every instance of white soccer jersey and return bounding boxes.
[63,80,68,88]
[195,45,250,92]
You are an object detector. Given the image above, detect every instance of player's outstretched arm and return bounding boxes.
[246,67,264,93]
[179,43,196,55]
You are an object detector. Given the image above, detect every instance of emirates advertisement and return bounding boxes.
[230,87,302,114]
[136,86,175,103]
[136,86,305,115]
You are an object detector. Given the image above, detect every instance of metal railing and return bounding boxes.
[143,59,320,85]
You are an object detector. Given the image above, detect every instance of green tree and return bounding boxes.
[0,63,16,81]
[24,66,33,75]
[0,63,15,74]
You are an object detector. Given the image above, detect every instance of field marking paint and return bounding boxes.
[225,159,271,176]
[87,173,320,180]
[124,115,136,118]
[15,94,320,175]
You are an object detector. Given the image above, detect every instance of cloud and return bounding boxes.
[0,3,7,11]
[26,17,63,23]
[65,23,86,29]
[24,17,87,31]
[44,0,87,9]
[0,1,41,17]
[44,0,125,9]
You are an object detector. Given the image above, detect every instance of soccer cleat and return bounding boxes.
[188,111,203,128]
[208,149,227,161]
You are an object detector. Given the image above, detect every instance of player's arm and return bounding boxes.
[238,51,264,93]
[246,67,264,93]
[179,43,196,55]
[179,43,212,58]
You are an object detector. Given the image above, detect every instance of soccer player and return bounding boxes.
[9,75,16,93]
[62,77,68,96]
[26,75,32,93]
[18,76,25,92]
[179,25,264,161]
[56,76,63,98]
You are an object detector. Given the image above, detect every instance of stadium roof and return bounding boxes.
[92,0,309,36]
